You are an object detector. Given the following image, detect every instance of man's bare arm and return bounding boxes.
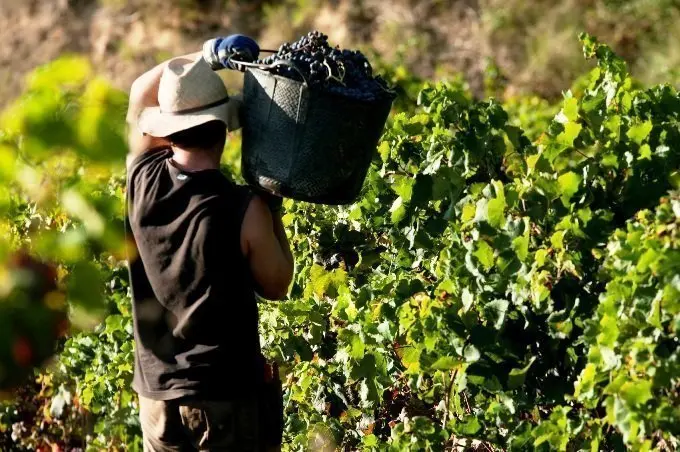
[240,197,294,300]
[126,51,203,165]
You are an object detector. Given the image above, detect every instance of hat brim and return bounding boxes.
[137,98,241,137]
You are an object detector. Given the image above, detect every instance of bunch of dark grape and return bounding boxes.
[254,31,395,102]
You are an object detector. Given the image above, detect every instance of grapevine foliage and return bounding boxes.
[0,34,678,451]
[575,192,680,449]
[261,33,680,450]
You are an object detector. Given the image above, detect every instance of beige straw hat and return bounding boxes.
[137,56,240,137]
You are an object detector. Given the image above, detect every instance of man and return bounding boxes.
[125,35,294,451]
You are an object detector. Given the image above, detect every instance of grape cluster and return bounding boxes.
[254,31,394,102]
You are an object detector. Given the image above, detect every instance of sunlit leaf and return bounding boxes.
[557,171,581,205]
[626,120,653,145]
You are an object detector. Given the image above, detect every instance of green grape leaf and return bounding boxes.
[456,416,482,435]
[557,121,582,147]
[431,356,463,371]
[561,96,579,122]
[507,357,537,389]
[557,171,582,205]
[619,380,653,407]
[390,197,407,224]
[626,120,653,145]
[474,241,495,271]
[67,261,104,310]
[484,299,509,330]
[464,345,481,363]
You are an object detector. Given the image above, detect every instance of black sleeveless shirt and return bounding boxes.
[125,148,261,401]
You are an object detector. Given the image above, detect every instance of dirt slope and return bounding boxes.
[0,0,677,107]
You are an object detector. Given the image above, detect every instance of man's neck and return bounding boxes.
[170,147,220,171]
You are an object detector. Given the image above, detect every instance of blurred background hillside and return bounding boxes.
[0,0,679,106]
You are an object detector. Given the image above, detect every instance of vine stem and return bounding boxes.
[463,391,471,414]
[574,148,591,160]
[481,441,495,452]
[442,369,457,427]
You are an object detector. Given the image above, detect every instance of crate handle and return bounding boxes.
[228,58,309,88]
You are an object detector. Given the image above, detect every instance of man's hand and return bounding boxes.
[203,35,260,71]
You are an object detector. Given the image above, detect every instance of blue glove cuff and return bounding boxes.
[203,35,260,71]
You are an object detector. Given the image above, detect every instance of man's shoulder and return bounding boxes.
[217,183,255,226]
[229,182,254,198]
[226,183,255,210]
[126,147,172,176]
